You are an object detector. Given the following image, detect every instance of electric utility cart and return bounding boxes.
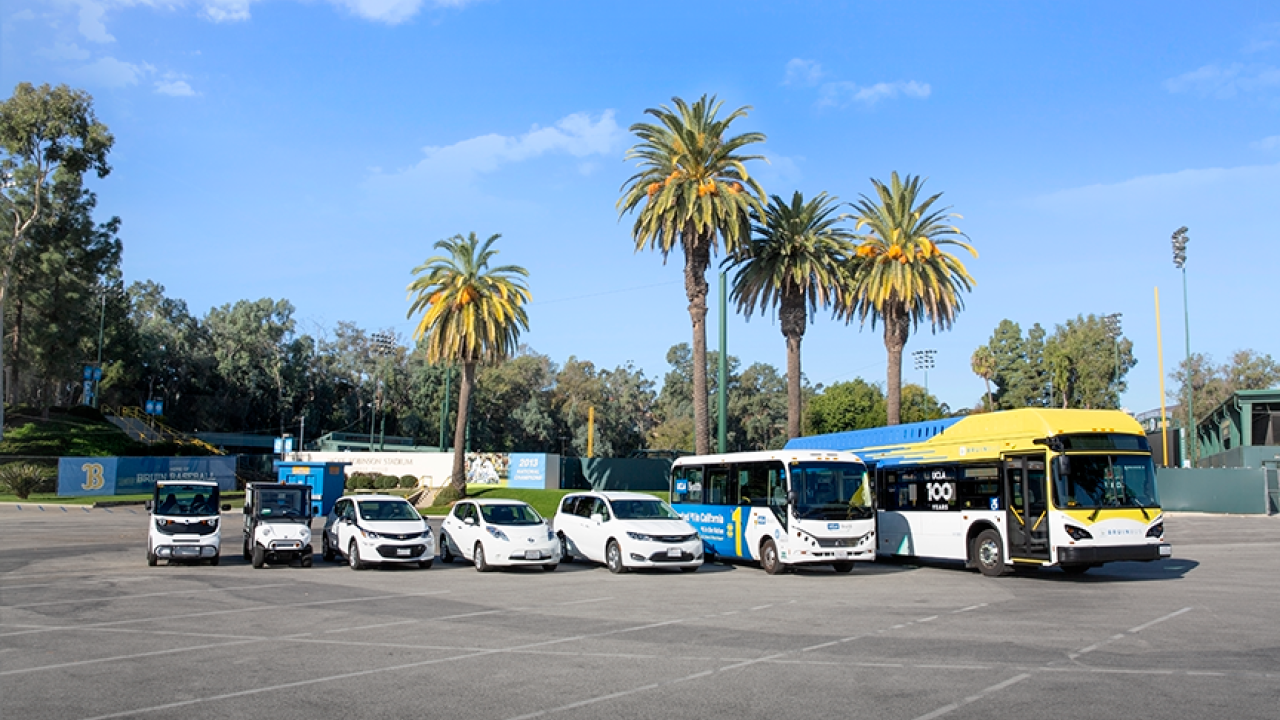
[243,482,314,568]
[145,479,232,566]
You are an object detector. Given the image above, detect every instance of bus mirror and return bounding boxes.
[787,491,798,505]
[1055,455,1071,476]
[144,500,153,512]
[220,504,231,512]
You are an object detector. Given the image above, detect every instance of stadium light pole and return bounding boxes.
[1102,313,1122,404]
[912,349,936,396]
[369,331,396,452]
[1172,227,1194,466]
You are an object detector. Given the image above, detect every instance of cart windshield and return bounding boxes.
[153,485,220,517]
[255,488,307,519]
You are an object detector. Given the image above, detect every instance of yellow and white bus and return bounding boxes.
[785,408,1172,576]
[670,450,876,574]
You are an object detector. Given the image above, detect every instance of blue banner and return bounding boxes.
[58,457,237,497]
[508,453,548,489]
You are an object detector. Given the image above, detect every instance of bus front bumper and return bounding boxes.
[1058,543,1172,565]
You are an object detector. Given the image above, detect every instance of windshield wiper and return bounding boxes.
[1088,507,1101,522]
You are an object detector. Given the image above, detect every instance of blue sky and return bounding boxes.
[4,1,1279,416]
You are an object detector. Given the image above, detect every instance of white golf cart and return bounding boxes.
[243,482,314,568]
[145,479,231,566]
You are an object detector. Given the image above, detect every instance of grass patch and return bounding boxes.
[1,411,145,457]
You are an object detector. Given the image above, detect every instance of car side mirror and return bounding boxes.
[464,516,477,526]
[220,504,231,512]
[590,513,604,524]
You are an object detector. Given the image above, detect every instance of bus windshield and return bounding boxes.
[153,485,220,517]
[1053,454,1160,510]
[791,463,873,520]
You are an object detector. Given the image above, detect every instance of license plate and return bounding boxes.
[525,550,541,560]
[174,546,199,557]
[667,548,682,558]
[1159,546,1173,557]
[397,548,411,556]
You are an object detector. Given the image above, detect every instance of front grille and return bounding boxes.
[376,544,427,559]
[155,520,217,536]
[646,550,695,562]
[651,534,697,543]
[814,535,865,548]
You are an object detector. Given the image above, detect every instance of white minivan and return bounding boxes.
[145,479,230,566]
[553,491,702,574]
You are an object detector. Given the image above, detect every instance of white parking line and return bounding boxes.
[910,673,1032,720]
[2,582,294,609]
[1069,607,1192,659]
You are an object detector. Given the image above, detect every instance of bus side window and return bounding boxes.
[742,464,771,506]
[768,466,786,506]
[679,467,704,504]
[707,467,732,505]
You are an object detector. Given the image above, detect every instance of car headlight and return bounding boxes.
[1063,525,1093,541]
[262,526,273,537]
[1146,522,1164,538]
[360,527,382,539]
[421,528,433,539]
[486,526,509,541]
[546,526,555,541]
[626,531,653,542]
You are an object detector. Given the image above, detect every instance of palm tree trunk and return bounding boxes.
[450,361,476,496]
[780,293,805,439]
[684,230,712,455]
[883,302,910,426]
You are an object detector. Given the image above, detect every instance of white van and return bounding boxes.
[145,479,230,566]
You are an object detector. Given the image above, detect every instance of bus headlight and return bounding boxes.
[1145,522,1164,538]
[1063,525,1093,541]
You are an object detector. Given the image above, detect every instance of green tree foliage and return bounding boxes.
[1,83,114,437]
[726,191,853,439]
[618,95,766,455]
[971,345,996,412]
[406,232,530,495]
[1171,350,1280,440]
[840,173,976,426]
[806,379,886,435]
[970,319,1051,410]
[1043,314,1135,409]
[204,298,301,434]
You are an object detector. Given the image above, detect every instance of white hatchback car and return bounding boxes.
[440,499,559,572]
[322,495,435,570]
[553,492,702,573]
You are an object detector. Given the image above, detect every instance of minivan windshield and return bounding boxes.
[610,498,681,520]
[153,485,220,517]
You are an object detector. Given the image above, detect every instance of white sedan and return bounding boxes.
[553,492,702,574]
[440,499,560,572]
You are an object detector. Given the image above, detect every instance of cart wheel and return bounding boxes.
[252,545,265,569]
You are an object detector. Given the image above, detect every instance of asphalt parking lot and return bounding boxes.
[2,505,1277,720]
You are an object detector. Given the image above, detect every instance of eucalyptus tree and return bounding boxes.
[0,83,112,436]
[618,94,765,454]
[726,191,853,438]
[841,173,976,425]
[407,232,530,496]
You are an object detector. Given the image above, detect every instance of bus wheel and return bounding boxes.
[972,530,1007,577]
[831,561,854,574]
[760,539,784,575]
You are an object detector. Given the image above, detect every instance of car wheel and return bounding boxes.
[474,543,491,572]
[348,541,366,571]
[251,545,265,569]
[760,539,784,575]
[209,553,220,566]
[440,534,455,564]
[605,540,627,574]
[321,534,335,562]
[301,554,313,568]
[972,529,1008,577]
[559,534,574,563]
[542,563,558,572]
[146,544,157,567]
[831,561,854,574]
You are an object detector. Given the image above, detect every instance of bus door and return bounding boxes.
[1002,454,1050,562]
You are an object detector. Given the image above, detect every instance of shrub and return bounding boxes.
[375,475,398,490]
[344,474,361,491]
[399,474,419,489]
[0,462,56,499]
[431,484,463,507]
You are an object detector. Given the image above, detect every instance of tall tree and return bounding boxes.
[726,191,853,439]
[0,83,112,437]
[1170,349,1280,459]
[407,232,530,496]
[618,94,765,454]
[806,378,887,435]
[1043,314,1135,409]
[971,346,996,412]
[841,173,976,425]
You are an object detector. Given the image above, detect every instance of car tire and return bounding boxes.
[209,553,220,566]
[348,541,366,571]
[440,535,455,564]
[831,561,854,574]
[542,563,558,572]
[474,543,491,572]
[558,534,574,564]
[606,540,627,574]
[760,539,784,575]
[321,534,335,563]
[146,544,157,567]
[301,554,313,568]
[251,545,265,569]
[973,529,1008,577]
[418,558,434,569]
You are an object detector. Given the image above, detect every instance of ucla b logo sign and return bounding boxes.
[81,463,106,491]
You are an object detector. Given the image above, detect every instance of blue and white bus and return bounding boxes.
[669,450,876,574]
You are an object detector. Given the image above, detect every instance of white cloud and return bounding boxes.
[1252,135,1280,152]
[818,80,931,107]
[1032,162,1280,218]
[38,41,92,61]
[329,0,424,24]
[784,59,823,87]
[77,0,115,43]
[1164,62,1280,98]
[75,56,154,87]
[155,78,197,96]
[363,110,623,201]
[200,0,255,22]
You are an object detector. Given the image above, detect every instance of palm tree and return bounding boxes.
[406,232,530,496]
[618,95,765,454]
[725,191,854,439]
[841,173,976,425]
[971,346,996,411]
